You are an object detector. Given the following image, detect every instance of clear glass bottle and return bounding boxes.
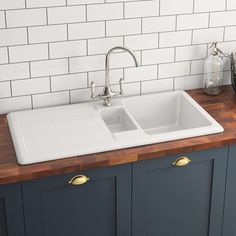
[203,42,224,95]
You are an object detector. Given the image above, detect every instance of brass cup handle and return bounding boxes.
[68,175,90,185]
[172,157,191,167]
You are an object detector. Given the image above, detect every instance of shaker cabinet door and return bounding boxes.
[22,164,131,236]
[132,147,228,236]
[0,183,25,236]
[222,144,236,236]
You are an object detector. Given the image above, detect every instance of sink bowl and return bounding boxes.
[7,91,223,165]
[124,92,212,135]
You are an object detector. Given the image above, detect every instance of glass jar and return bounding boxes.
[203,45,223,95]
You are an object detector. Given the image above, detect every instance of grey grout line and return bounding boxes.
[85,5,88,22]
[3,10,7,28]
[30,95,33,109]
[223,26,226,41]
[9,81,13,97]
[28,61,32,78]
[192,0,195,13]
[67,58,70,74]
[123,2,125,19]
[175,15,177,31]
[6,46,10,64]
[208,12,211,27]
[48,75,52,90]
[46,8,49,25]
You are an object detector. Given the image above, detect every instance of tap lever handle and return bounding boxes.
[119,78,124,95]
[91,82,96,98]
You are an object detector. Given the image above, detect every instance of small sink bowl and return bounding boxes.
[100,108,137,133]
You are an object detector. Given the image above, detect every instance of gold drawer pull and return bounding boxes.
[68,175,90,185]
[172,157,191,167]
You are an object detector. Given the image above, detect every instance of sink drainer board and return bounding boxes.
[7,91,224,165]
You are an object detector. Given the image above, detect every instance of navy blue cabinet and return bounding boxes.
[0,183,25,236]
[132,147,228,236]
[0,146,232,236]
[22,164,131,236]
[222,144,236,236]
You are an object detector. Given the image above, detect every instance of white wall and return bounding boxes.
[0,0,235,114]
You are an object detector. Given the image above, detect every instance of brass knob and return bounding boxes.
[172,157,191,167]
[68,175,90,185]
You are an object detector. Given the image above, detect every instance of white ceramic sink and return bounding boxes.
[7,91,223,165]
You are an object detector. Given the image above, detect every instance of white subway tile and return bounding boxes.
[125,34,158,50]
[109,51,141,69]
[0,28,27,47]
[177,13,209,30]
[48,6,86,24]
[160,0,193,15]
[159,61,190,79]
[30,59,68,77]
[159,31,192,48]
[6,9,46,28]
[124,65,157,82]
[26,0,66,8]
[68,0,104,4]
[68,22,105,40]
[142,48,175,65]
[194,0,226,12]
[9,44,48,63]
[0,63,29,81]
[49,40,86,59]
[0,48,8,64]
[191,59,204,75]
[225,26,236,41]
[122,82,140,96]
[141,78,173,94]
[0,96,31,115]
[29,25,67,44]
[106,19,141,36]
[0,82,11,98]
[70,88,91,103]
[175,75,204,90]
[70,55,105,73]
[210,11,236,27]
[0,0,25,10]
[12,77,50,96]
[125,1,159,18]
[176,45,207,61]
[87,3,123,21]
[0,11,5,28]
[193,28,224,44]
[33,91,70,109]
[143,16,176,33]
[227,0,236,10]
[89,69,123,86]
[51,73,87,91]
[217,41,236,54]
[88,37,123,55]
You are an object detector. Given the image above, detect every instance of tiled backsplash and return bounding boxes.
[0,0,235,114]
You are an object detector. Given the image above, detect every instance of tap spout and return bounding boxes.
[105,46,139,87]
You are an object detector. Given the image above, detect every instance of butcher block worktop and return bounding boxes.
[0,85,236,185]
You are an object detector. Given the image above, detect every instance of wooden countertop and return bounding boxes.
[1,85,236,185]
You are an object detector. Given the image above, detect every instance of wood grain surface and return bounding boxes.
[0,85,236,185]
